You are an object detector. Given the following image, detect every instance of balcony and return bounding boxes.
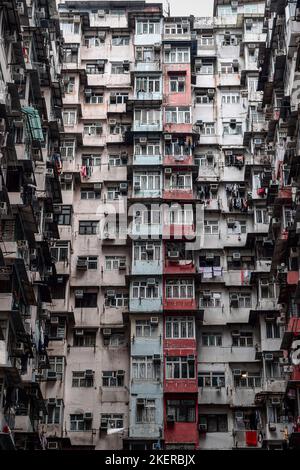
[243,32,267,44]
[163,298,197,311]
[164,421,198,447]
[164,123,193,134]
[132,188,162,200]
[133,154,162,166]
[133,121,162,133]
[131,222,162,238]
[164,259,196,275]
[164,155,194,166]
[163,224,196,240]
[163,188,194,201]
[129,298,163,313]
[131,260,163,276]
[133,61,161,73]
[164,376,198,394]
[218,73,241,87]
[195,74,215,88]
[132,92,162,103]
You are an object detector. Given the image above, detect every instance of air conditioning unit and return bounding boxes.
[16,2,25,15]
[85,89,92,97]
[279,357,288,364]
[98,9,105,17]
[109,119,117,125]
[94,183,102,191]
[50,316,59,325]
[119,183,128,193]
[187,354,195,362]
[106,290,115,297]
[168,250,179,259]
[164,134,172,140]
[233,369,242,376]
[119,260,126,270]
[84,412,93,420]
[165,168,172,175]
[206,253,214,260]
[45,213,54,223]
[63,173,73,182]
[77,259,88,270]
[225,150,233,156]
[203,290,211,299]
[167,413,175,423]
[210,184,218,192]
[230,295,239,308]
[207,89,215,96]
[232,252,241,260]
[134,181,141,191]
[103,328,112,336]
[0,202,7,215]
[248,44,256,50]
[48,442,59,450]
[75,290,84,298]
[73,330,85,340]
[47,371,58,381]
[153,354,161,362]
[265,353,273,361]
[164,44,171,50]
[150,317,159,324]
[139,137,147,144]
[232,330,240,337]
[137,398,145,406]
[48,398,57,406]
[117,370,125,376]
[147,278,156,287]
[85,370,93,377]
[198,423,207,432]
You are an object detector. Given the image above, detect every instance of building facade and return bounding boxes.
[1,0,300,451]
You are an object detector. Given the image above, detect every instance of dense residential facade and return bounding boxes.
[1,0,300,451]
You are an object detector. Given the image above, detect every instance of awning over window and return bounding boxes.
[22,107,44,142]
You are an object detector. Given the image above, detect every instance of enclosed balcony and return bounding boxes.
[164,244,195,275]
[163,279,196,311]
[131,242,163,276]
[129,278,163,313]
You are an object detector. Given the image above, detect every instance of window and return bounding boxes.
[51,282,66,300]
[202,332,222,346]
[199,292,222,308]
[102,371,124,387]
[77,256,98,269]
[232,332,253,347]
[195,92,212,104]
[111,36,130,46]
[72,371,94,387]
[62,110,77,126]
[170,173,192,189]
[110,92,128,104]
[132,356,160,380]
[60,21,79,35]
[195,154,214,167]
[135,46,155,62]
[132,281,159,299]
[83,123,102,136]
[222,34,240,46]
[63,47,78,63]
[136,76,161,94]
[70,414,92,431]
[101,414,123,430]
[86,63,104,74]
[109,122,131,135]
[195,60,214,74]
[221,62,235,74]
[57,206,72,225]
[164,47,190,63]
[45,399,63,425]
[45,317,66,340]
[80,188,101,200]
[164,22,190,35]
[133,172,161,191]
[266,361,281,379]
[166,356,195,379]
[136,399,155,423]
[50,241,69,262]
[199,415,228,432]
[223,122,242,135]
[133,242,161,261]
[230,292,251,308]
[165,279,194,299]
[84,36,104,47]
[234,372,261,388]
[74,293,97,308]
[168,208,193,225]
[107,185,120,200]
[109,334,125,347]
[64,76,75,94]
[201,123,215,135]
[49,357,64,379]
[222,92,240,104]
[200,35,214,45]
[260,280,276,299]
[136,319,158,337]
[73,330,96,346]
[266,321,280,339]
[111,63,125,74]
[169,75,185,93]
[60,140,75,160]
[79,221,98,235]
[227,220,247,234]
[166,400,196,422]
[165,139,192,157]
[104,292,128,308]
[165,107,191,124]
[165,316,195,339]
[134,109,161,126]
[85,93,103,104]
[105,256,126,270]
[255,208,269,224]
[82,155,101,167]
[136,20,160,35]
[60,176,72,191]
[204,220,219,235]
[134,208,161,226]
[134,140,161,156]
[198,372,225,387]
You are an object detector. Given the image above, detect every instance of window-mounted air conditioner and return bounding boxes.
[232,252,241,260]
[164,44,171,50]
[270,397,281,405]
[232,330,240,337]
[146,243,154,252]
[94,183,102,191]
[153,354,161,362]
[265,315,275,322]
[227,218,236,227]
[147,278,156,287]
[85,370,94,377]
[98,10,105,17]
[139,137,147,144]
[48,398,58,406]
[119,183,128,193]
[165,168,172,175]
[107,290,115,297]
[205,253,214,260]
[137,398,145,406]
[265,353,273,361]
[168,251,179,259]
[187,354,195,362]
[75,329,84,336]
[85,89,92,97]
[134,181,141,191]
[210,184,218,192]
[207,89,215,96]
[48,442,59,450]
[119,260,126,270]
[100,419,108,430]
[109,119,117,125]
[150,317,159,324]
[47,371,58,381]
[45,213,54,223]
[233,369,242,376]
[84,412,93,420]
[248,44,256,50]
[75,289,84,299]
[164,134,172,140]
[50,316,59,325]
[203,290,211,299]
[117,370,125,376]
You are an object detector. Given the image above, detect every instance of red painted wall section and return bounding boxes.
[287,271,299,285]
[163,64,192,107]
[164,395,198,446]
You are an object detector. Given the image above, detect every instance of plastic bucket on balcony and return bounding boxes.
[245,430,258,447]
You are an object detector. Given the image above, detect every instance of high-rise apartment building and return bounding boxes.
[1,0,300,451]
